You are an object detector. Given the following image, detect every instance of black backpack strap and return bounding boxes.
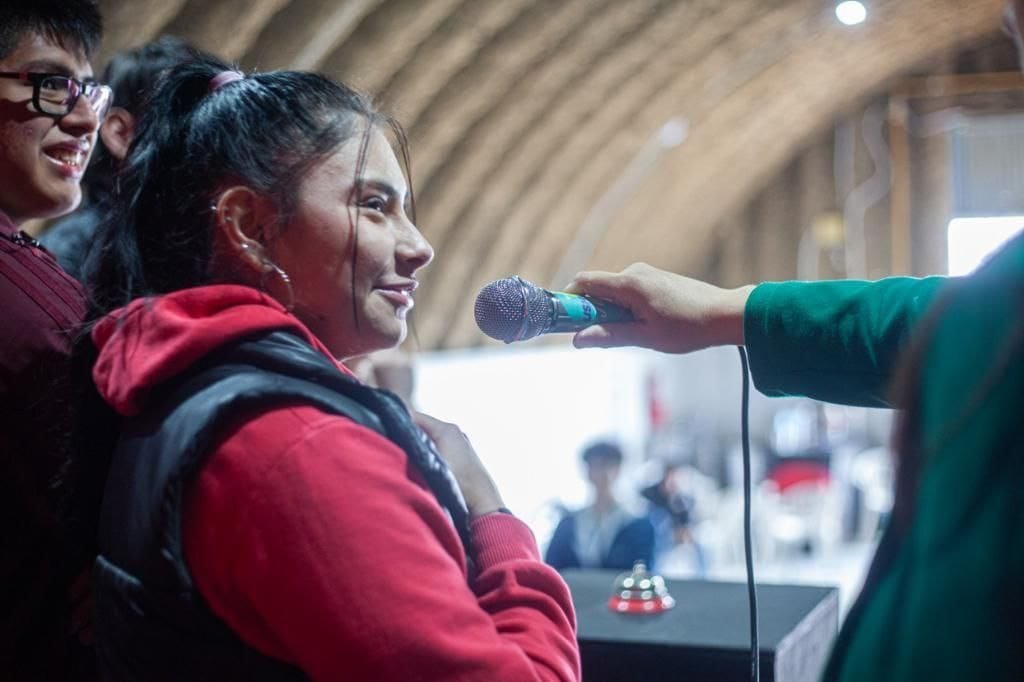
[101,330,470,591]
[102,364,382,586]
[223,331,471,550]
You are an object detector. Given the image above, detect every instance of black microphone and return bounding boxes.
[474,276,633,343]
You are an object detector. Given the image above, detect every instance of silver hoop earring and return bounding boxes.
[260,260,295,312]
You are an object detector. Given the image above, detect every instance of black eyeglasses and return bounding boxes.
[0,72,112,120]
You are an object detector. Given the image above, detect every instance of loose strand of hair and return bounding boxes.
[348,115,378,335]
[387,116,422,349]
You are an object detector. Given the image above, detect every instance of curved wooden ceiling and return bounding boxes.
[97,0,1004,349]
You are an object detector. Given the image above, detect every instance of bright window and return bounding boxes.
[413,345,651,545]
[947,216,1024,275]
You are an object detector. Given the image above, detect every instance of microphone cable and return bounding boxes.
[738,346,760,682]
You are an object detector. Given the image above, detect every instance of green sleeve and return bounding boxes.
[742,276,948,408]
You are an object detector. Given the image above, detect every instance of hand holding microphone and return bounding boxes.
[565,264,754,352]
[474,263,753,354]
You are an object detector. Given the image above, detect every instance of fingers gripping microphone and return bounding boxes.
[474,276,633,343]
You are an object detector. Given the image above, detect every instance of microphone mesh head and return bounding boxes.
[474,277,552,343]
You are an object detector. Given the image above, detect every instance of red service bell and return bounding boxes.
[607,560,675,614]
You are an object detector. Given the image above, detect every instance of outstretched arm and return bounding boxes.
[566,263,948,407]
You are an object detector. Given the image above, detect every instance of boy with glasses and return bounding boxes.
[0,71,110,120]
[0,2,105,678]
[41,36,194,280]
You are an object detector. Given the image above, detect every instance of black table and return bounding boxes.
[562,570,839,682]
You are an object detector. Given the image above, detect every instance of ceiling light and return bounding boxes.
[657,118,689,149]
[835,1,868,26]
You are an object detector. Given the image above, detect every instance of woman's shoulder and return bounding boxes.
[202,404,407,489]
[227,402,402,456]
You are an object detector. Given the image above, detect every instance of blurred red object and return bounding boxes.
[647,373,668,431]
[768,461,830,493]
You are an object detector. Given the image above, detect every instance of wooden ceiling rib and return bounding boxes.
[428,0,812,347]
[599,0,1004,277]
[95,0,1006,350]
[315,0,465,94]
[413,0,671,253]
[161,0,289,61]
[239,0,384,71]
[402,0,609,181]
[411,0,675,224]
[95,0,189,65]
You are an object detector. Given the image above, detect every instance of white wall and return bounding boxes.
[414,344,653,544]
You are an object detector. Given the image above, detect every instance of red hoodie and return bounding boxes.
[92,284,580,682]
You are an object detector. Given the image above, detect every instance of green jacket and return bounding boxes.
[743,233,1024,681]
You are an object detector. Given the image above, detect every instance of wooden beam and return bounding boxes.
[315,0,463,93]
[96,0,188,65]
[161,0,291,62]
[423,0,771,348]
[437,0,1002,347]
[892,71,1024,99]
[888,97,912,275]
[615,0,1002,279]
[373,0,535,129]
[407,0,644,233]
[433,0,801,348]
[240,0,385,71]
[887,70,1023,275]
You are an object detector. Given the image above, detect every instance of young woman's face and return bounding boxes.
[270,125,433,360]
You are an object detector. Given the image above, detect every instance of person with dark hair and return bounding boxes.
[0,1,108,678]
[564,7,1024,679]
[72,54,579,681]
[545,441,656,571]
[39,35,196,280]
[640,463,707,577]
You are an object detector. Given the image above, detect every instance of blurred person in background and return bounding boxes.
[546,440,656,571]
[640,462,707,577]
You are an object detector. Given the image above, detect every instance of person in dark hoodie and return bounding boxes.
[72,55,580,681]
[545,440,655,571]
[0,2,108,678]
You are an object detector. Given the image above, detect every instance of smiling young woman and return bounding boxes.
[69,55,580,682]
